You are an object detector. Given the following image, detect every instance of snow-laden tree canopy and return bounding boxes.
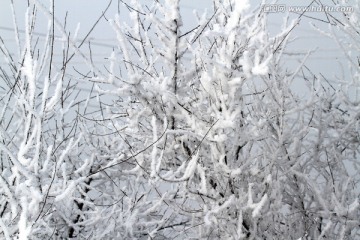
[0,0,359,239]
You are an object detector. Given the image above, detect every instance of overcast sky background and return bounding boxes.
[0,0,356,98]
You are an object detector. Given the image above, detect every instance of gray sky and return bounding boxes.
[0,0,356,92]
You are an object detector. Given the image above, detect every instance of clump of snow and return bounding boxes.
[18,197,31,240]
[252,60,269,75]
[239,51,252,78]
[197,164,207,194]
[164,0,181,26]
[204,195,235,225]
[251,194,268,218]
[75,155,94,174]
[226,0,250,31]
[45,74,62,112]
[252,50,272,75]
[200,71,216,98]
[55,181,76,202]
[107,51,116,84]
[183,151,199,179]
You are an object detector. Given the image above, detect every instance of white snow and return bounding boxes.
[107,51,116,84]
[204,195,235,225]
[197,164,207,194]
[165,0,180,24]
[18,197,30,240]
[55,181,76,202]
[45,74,62,112]
[252,51,272,76]
[252,194,268,218]
[226,1,250,31]
[183,151,199,179]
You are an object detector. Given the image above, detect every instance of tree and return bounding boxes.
[1,0,359,239]
[0,0,103,238]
